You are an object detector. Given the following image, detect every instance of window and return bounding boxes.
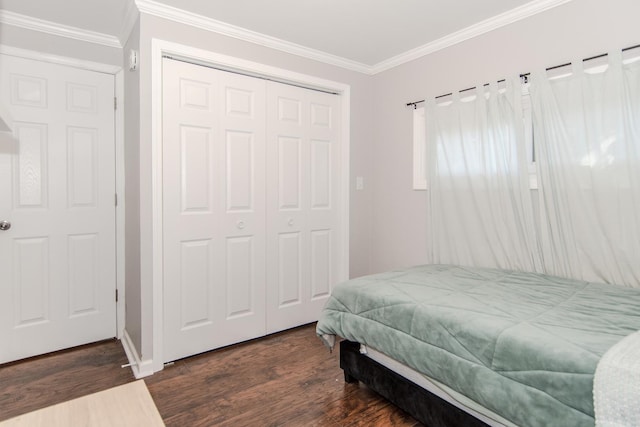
[412,81,537,190]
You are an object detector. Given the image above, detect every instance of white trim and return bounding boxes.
[151,38,165,374]
[0,44,121,74]
[372,0,574,74]
[150,38,351,372]
[115,70,126,339]
[339,90,351,283]
[136,0,370,74]
[0,10,121,49]
[121,330,154,379]
[0,0,572,75]
[136,0,572,76]
[158,41,351,95]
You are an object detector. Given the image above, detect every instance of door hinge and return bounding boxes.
[114,97,117,110]
[116,289,119,302]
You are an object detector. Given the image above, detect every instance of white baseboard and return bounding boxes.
[121,330,154,379]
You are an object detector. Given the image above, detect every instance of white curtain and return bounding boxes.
[426,78,541,271]
[530,51,640,287]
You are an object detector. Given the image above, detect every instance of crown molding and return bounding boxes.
[0,9,122,49]
[0,0,574,74]
[0,44,122,74]
[134,0,371,74]
[371,0,574,74]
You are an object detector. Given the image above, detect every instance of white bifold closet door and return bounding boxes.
[265,81,341,333]
[162,58,267,362]
[162,58,341,363]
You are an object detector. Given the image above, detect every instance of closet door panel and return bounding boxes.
[163,59,266,362]
[179,239,215,330]
[277,136,302,210]
[226,131,255,211]
[266,82,341,333]
[277,232,302,307]
[219,71,267,346]
[226,235,256,319]
[310,139,331,209]
[180,126,214,213]
[163,59,221,362]
[307,92,342,314]
[310,229,332,300]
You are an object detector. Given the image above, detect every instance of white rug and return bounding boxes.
[0,380,165,427]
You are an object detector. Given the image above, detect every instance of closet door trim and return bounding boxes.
[150,39,350,373]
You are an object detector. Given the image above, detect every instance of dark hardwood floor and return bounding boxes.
[1,324,422,426]
[0,337,134,421]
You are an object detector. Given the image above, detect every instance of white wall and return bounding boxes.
[126,13,375,364]
[368,0,640,273]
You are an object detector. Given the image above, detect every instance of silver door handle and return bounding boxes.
[0,221,11,231]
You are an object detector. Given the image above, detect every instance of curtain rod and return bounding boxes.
[405,43,640,109]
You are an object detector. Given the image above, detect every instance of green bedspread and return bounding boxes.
[316,264,640,427]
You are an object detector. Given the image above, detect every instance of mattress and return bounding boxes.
[316,264,640,427]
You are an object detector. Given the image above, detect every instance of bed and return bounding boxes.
[316,264,640,427]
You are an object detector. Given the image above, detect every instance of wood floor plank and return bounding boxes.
[0,339,134,421]
[1,324,422,426]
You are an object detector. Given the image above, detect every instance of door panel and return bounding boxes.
[180,239,214,330]
[278,231,302,307]
[265,81,341,333]
[13,123,48,208]
[226,236,255,318]
[180,126,213,213]
[278,136,302,209]
[310,229,332,300]
[162,58,266,362]
[0,54,116,364]
[13,237,49,327]
[311,139,332,209]
[68,233,100,316]
[225,131,255,211]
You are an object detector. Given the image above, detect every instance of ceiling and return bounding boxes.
[0,0,570,72]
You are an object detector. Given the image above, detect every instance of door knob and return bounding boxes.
[0,221,11,231]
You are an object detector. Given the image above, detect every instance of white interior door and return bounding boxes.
[265,81,342,333]
[0,55,116,364]
[162,58,267,362]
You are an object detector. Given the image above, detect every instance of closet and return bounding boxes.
[162,57,343,362]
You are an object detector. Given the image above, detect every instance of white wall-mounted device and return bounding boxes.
[129,50,139,71]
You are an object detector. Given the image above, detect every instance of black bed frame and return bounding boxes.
[340,340,489,427]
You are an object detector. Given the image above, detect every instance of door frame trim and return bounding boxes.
[0,44,126,341]
[150,38,351,372]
